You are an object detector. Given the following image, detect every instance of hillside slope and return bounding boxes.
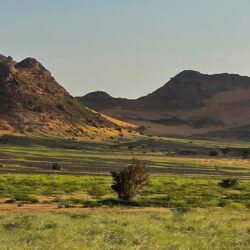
[0,54,136,140]
[77,70,250,139]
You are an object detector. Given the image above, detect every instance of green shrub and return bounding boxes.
[218,178,238,188]
[111,158,149,200]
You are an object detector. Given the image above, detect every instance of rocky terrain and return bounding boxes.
[0,54,136,140]
[78,70,250,139]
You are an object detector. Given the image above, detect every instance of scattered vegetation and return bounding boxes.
[0,137,249,177]
[0,136,249,249]
[0,174,249,209]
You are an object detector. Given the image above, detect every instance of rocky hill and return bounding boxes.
[0,54,136,140]
[78,70,250,139]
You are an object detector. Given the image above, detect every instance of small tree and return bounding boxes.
[111,158,149,200]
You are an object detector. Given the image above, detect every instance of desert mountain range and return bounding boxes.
[78,70,250,139]
[1,53,249,140]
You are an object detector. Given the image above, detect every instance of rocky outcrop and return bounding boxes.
[0,54,133,139]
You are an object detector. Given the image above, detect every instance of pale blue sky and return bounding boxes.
[1,0,250,98]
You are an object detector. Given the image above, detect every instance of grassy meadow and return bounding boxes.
[0,135,249,249]
[0,174,249,210]
[0,209,249,250]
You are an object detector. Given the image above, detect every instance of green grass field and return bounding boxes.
[0,135,249,249]
[0,208,249,250]
[0,174,249,210]
[0,173,247,249]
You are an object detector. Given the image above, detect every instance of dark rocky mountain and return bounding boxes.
[0,54,135,139]
[77,70,250,139]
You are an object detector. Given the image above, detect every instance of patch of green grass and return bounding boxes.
[152,136,250,148]
[0,174,111,197]
[87,184,109,199]
[0,173,249,209]
[0,209,249,249]
[11,194,39,203]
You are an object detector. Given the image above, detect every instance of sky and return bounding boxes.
[1,0,250,98]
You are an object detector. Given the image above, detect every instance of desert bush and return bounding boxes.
[209,150,218,157]
[220,148,230,157]
[111,158,149,200]
[52,162,62,170]
[241,150,249,159]
[218,178,238,188]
